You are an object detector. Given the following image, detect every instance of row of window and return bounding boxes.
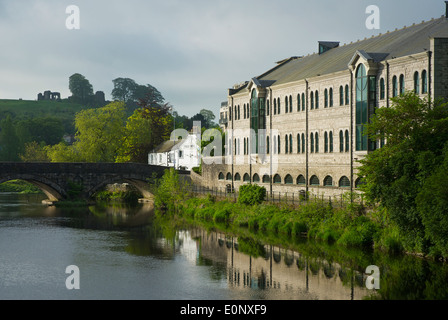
[230,130,350,155]
[228,69,429,122]
[218,172,362,188]
[378,70,428,100]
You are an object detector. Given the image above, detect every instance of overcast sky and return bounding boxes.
[0,0,445,117]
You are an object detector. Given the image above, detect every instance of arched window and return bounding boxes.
[345,130,349,152]
[243,104,246,119]
[310,133,314,153]
[289,134,293,153]
[324,89,329,108]
[422,70,428,94]
[345,84,349,105]
[243,138,247,155]
[277,98,281,114]
[226,173,232,181]
[301,133,305,153]
[339,130,344,152]
[238,105,241,120]
[324,132,329,153]
[315,132,319,153]
[301,93,305,111]
[297,94,301,112]
[297,175,306,185]
[329,131,333,153]
[297,133,301,154]
[273,174,282,184]
[277,135,281,154]
[413,71,419,94]
[392,75,398,97]
[315,90,319,109]
[267,100,270,116]
[253,174,260,183]
[262,174,270,183]
[218,172,225,180]
[274,98,277,115]
[356,64,368,151]
[355,177,365,188]
[324,176,333,186]
[339,176,351,188]
[285,135,289,154]
[273,135,277,154]
[310,175,320,186]
[285,174,293,185]
[234,173,241,181]
[380,78,385,100]
[310,91,314,110]
[266,136,270,154]
[329,88,333,107]
[339,86,344,106]
[289,95,293,113]
[285,96,289,113]
[243,173,250,182]
[399,74,405,95]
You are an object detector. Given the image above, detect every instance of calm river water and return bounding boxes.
[0,193,447,300]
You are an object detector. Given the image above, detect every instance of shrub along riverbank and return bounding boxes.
[154,169,413,259]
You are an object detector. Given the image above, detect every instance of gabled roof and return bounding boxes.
[151,140,183,154]
[230,16,448,92]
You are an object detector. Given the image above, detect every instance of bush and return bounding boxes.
[238,184,266,206]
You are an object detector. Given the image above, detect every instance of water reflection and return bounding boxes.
[1,193,448,300]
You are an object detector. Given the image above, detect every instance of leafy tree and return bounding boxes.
[111,77,138,103]
[358,92,448,254]
[69,73,94,104]
[238,184,266,206]
[199,109,217,128]
[0,115,20,161]
[133,84,164,105]
[20,141,50,162]
[115,109,153,163]
[46,102,127,162]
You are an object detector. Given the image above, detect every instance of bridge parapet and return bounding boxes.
[0,162,190,202]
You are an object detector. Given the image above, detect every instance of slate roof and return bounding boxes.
[151,140,183,154]
[231,16,448,93]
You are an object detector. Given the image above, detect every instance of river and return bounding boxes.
[0,193,447,300]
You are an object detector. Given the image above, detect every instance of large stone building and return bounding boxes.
[202,9,448,199]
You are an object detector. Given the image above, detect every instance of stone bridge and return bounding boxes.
[0,162,190,203]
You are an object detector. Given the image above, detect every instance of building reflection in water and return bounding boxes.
[179,228,372,300]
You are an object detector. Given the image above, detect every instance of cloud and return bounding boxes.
[0,0,445,117]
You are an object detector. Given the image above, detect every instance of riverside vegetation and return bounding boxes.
[153,169,407,259]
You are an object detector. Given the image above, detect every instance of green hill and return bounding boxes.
[0,99,91,120]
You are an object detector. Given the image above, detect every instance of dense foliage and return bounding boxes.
[358,92,448,257]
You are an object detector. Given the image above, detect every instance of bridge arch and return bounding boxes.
[0,174,67,202]
[86,177,155,201]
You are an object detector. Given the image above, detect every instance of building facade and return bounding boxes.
[148,130,201,171]
[203,12,448,198]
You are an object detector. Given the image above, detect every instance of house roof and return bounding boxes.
[151,140,183,154]
[231,16,448,92]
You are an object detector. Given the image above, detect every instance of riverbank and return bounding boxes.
[0,180,43,194]
[168,194,406,254]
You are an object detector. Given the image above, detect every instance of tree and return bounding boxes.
[69,73,94,104]
[20,141,50,162]
[0,115,20,161]
[133,84,164,105]
[199,109,216,128]
[358,92,448,254]
[111,78,138,103]
[45,102,127,162]
[115,109,153,163]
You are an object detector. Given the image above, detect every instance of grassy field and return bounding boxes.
[0,99,90,119]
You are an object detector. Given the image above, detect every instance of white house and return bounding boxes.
[148,131,201,171]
